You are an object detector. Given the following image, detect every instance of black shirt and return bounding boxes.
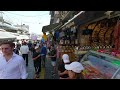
[32,51,41,67]
[58,61,69,78]
[49,49,56,61]
[13,49,19,55]
[28,43,32,48]
[31,47,36,54]
[16,43,21,50]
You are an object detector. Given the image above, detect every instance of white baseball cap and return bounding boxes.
[62,54,70,63]
[65,61,84,73]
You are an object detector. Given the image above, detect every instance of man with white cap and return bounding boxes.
[65,61,84,79]
[58,54,71,79]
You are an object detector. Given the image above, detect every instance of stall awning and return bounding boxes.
[42,23,61,33]
[74,11,107,26]
[60,11,107,30]
[60,11,85,29]
[61,11,73,23]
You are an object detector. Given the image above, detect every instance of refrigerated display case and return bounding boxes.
[80,50,120,79]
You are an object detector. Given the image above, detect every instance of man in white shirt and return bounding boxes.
[0,41,28,79]
[20,42,29,66]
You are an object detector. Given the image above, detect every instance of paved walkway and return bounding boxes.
[44,57,59,79]
[26,52,35,79]
[26,52,45,79]
[25,52,60,79]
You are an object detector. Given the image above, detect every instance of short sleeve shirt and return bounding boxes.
[58,62,69,78]
[49,49,56,61]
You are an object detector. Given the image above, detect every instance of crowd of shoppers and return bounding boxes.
[0,38,85,79]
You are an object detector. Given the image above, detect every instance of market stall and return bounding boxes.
[80,50,120,79]
[50,11,120,63]
[75,12,120,61]
[58,11,110,62]
[58,21,79,62]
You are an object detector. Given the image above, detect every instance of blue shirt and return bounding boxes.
[41,46,47,56]
[55,31,59,39]
[41,38,45,44]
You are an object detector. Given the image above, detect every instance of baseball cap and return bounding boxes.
[65,61,84,73]
[62,54,70,63]
[35,46,39,49]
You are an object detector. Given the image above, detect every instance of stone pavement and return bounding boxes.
[26,52,46,79]
[44,57,59,79]
[25,52,60,79]
[26,52,35,79]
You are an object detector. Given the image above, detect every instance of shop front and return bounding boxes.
[73,11,120,79]
[53,11,120,79]
[74,12,120,62]
[58,20,79,62]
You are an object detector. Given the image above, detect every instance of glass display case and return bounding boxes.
[80,50,120,79]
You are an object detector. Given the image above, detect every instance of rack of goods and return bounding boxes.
[59,25,79,62]
[59,45,76,62]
